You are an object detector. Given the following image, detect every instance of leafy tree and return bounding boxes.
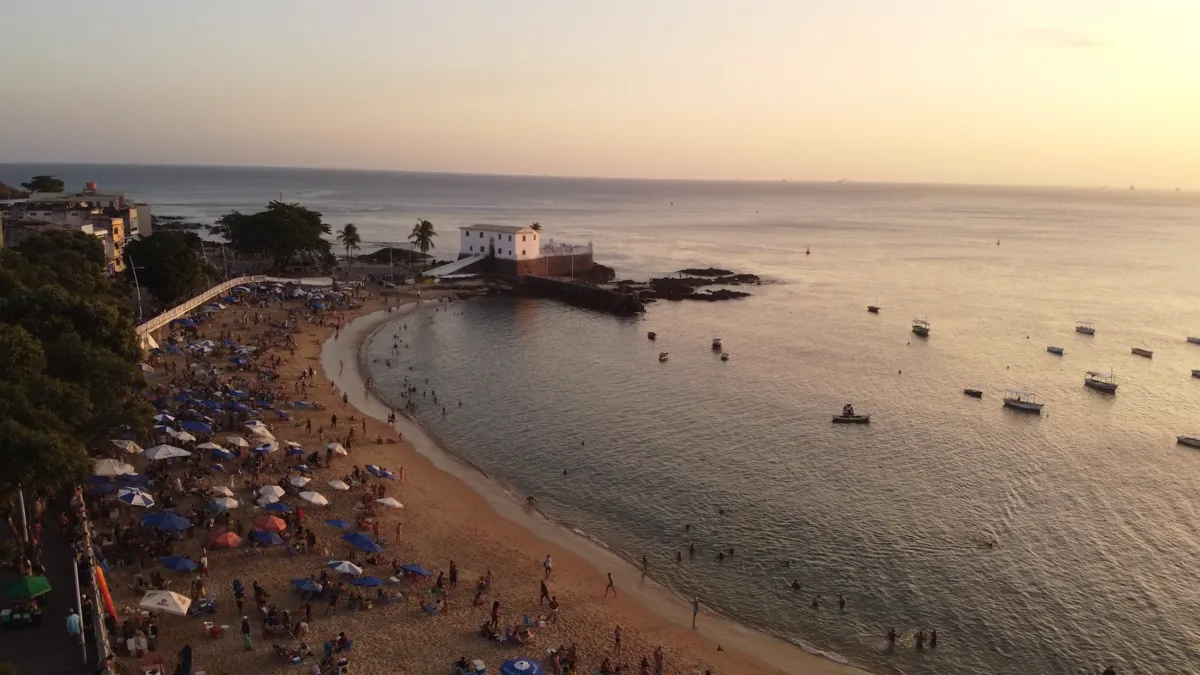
[0,231,153,490]
[20,175,65,193]
[123,231,211,304]
[409,219,437,270]
[337,224,362,269]
[531,222,542,232]
[209,201,332,271]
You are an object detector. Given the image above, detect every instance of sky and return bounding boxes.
[1,1,1198,187]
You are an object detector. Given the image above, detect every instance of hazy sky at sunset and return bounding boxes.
[1,1,1197,186]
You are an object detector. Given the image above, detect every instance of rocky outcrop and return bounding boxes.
[678,267,732,277]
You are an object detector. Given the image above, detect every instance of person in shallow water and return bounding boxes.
[929,629,937,648]
[887,628,897,647]
[791,579,801,590]
[915,630,925,650]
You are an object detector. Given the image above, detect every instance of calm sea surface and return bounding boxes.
[5,164,1200,674]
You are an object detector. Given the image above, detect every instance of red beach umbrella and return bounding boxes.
[252,515,287,532]
[208,531,243,549]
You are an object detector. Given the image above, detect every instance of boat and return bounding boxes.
[1188,337,1200,345]
[658,352,668,362]
[1131,347,1153,358]
[1176,436,1200,449]
[1192,369,1200,378]
[1075,320,1095,335]
[1047,346,1064,355]
[833,403,869,423]
[711,338,723,351]
[867,296,880,313]
[806,247,811,255]
[720,352,730,361]
[647,331,657,340]
[963,389,983,398]
[1002,389,1044,413]
[1084,370,1118,392]
[912,318,930,337]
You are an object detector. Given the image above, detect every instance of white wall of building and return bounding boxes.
[459,227,540,260]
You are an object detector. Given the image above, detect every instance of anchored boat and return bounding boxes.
[1188,337,1200,345]
[1084,370,1117,392]
[720,352,730,361]
[1003,389,1044,413]
[647,331,657,340]
[867,296,880,313]
[1131,347,1153,358]
[963,389,984,398]
[1075,320,1095,335]
[1047,346,1064,355]
[832,403,870,424]
[658,352,669,362]
[1176,436,1200,449]
[712,337,723,351]
[912,318,931,337]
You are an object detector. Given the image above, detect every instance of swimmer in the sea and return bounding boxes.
[887,628,897,647]
[791,579,800,590]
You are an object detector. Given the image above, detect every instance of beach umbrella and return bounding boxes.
[226,402,252,414]
[327,561,363,576]
[180,420,213,434]
[196,442,223,451]
[94,458,136,477]
[252,442,278,455]
[153,413,175,423]
[139,590,191,617]
[210,447,236,461]
[375,498,403,509]
[500,660,543,675]
[117,487,155,508]
[252,515,287,532]
[400,564,432,577]
[4,576,51,600]
[140,511,190,532]
[111,439,143,455]
[364,464,382,476]
[87,483,119,496]
[256,495,280,507]
[250,428,276,441]
[173,431,197,443]
[342,532,383,553]
[250,529,283,546]
[160,556,198,573]
[290,401,316,409]
[291,578,323,593]
[284,441,302,449]
[209,486,235,498]
[264,502,290,513]
[144,444,191,460]
[208,497,239,511]
[327,480,350,491]
[208,531,242,549]
[259,485,286,499]
[351,576,384,588]
[170,318,198,329]
[324,519,353,530]
[286,446,304,457]
[294,465,313,474]
[225,436,251,448]
[379,470,397,481]
[208,463,227,473]
[138,363,155,374]
[289,476,310,487]
[327,443,347,456]
[299,491,328,506]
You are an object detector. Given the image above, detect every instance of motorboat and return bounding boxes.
[1075,320,1095,335]
[1084,370,1118,392]
[658,352,668,362]
[1131,347,1153,358]
[1003,389,1043,413]
[963,389,983,398]
[912,318,931,337]
[1047,346,1064,355]
[1176,436,1200,449]
[867,305,880,313]
[720,352,729,361]
[711,337,723,351]
[833,404,869,423]
[647,331,657,340]
[1188,337,1200,345]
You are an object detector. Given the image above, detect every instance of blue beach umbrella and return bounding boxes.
[341,532,383,553]
[286,447,304,456]
[324,519,353,530]
[87,483,119,495]
[290,401,316,410]
[210,447,235,460]
[291,578,323,593]
[272,410,291,420]
[294,465,313,474]
[117,488,155,508]
[170,318,198,328]
[141,511,190,532]
[226,402,251,414]
[500,659,543,675]
[153,413,175,423]
[250,530,283,546]
[379,470,396,481]
[264,503,290,513]
[400,564,432,577]
[208,463,227,473]
[252,442,277,455]
[180,420,212,433]
[351,576,384,588]
[160,556,198,572]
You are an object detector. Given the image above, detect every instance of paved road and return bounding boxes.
[0,498,95,675]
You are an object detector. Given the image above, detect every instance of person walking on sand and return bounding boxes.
[543,554,553,580]
[605,572,617,597]
[691,598,700,629]
[548,595,559,624]
[539,579,550,606]
[614,625,622,653]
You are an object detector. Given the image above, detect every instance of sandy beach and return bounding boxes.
[109,285,871,675]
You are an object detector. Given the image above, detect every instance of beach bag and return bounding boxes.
[243,634,253,650]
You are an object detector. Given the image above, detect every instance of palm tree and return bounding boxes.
[531,222,542,232]
[337,223,362,270]
[409,219,437,270]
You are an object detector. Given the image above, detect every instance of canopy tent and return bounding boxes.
[4,575,51,600]
[144,444,191,461]
[139,590,191,616]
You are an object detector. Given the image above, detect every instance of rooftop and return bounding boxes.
[459,224,537,234]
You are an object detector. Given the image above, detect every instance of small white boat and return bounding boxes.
[658,352,668,362]
[1003,389,1043,413]
[1084,370,1117,392]
[1075,320,1095,335]
[712,337,723,351]
[1131,347,1153,358]
[1176,436,1200,449]
[912,318,930,337]
[1047,346,1064,355]
[1188,337,1200,345]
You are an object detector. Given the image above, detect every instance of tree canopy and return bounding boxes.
[210,201,332,271]
[20,175,65,193]
[0,230,153,490]
[123,231,212,305]
[337,224,362,267]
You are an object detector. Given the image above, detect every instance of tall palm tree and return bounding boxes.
[531,222,542,232]
[409,219,437,270]
[337,223,362,270]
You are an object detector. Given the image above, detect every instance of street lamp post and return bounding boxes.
[127,255,145,323]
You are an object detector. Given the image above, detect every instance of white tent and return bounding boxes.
[139,590,191,617]
[94,458,135,477]
[144,444,192,461]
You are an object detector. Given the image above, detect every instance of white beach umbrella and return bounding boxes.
[328,560,362,576]
[173,431,197,443]
[138,363,155,374]
[259,485,286,499]
[139,590,191,617]
[299,491,328,506]
[209,496,239,510]
[153,413,174,424]
[111,439,143,455]
[225,436,251,448]
[289,476,311,487]
[196,442,223,451]
[327,480,350,491]
[144,444,191,461]
[256,494,280,506]
[209,486,235,498]
[326,443,347,456]
[245,420,268,431]
[375,497,403,509]
[94,458,135,477]
[249,427,276,441]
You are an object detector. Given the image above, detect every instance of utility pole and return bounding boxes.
[128,255,144,322]
[15,484,28,543]
[221,244,230,280]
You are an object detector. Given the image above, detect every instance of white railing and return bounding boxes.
[540,239,592,257]
[135,275,333,336]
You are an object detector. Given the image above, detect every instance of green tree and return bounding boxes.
[409,219,437,270]
[20,175,65,193]
[337,223,362,269]
[209,201,332,271]
[123,232,211,304]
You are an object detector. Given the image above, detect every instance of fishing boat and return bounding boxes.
[963,389,984,398]
[867,296,880,313]
[711,337,723,351]
[1047,346,1064,355]
[1075,320,1095,335]
[1192,369,1200,378]
[1084,370,1118,392]
[1188,337,1200,345]
[912,318,931,337]
[1176,436,1200,449]
[647,331,657,340]
[658,352,668,362]
[720,352,730,361]
[832,403,869,424]
[1131,347,1153,358]
[1003,390,1044,413]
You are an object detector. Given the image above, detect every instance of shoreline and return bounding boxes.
[325,299,874,675]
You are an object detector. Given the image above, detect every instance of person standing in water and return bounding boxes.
[886,628,897,648]
[838,594,846,611]
[929,629,937,648]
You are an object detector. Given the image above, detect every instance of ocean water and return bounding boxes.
[5,164,1200,674]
